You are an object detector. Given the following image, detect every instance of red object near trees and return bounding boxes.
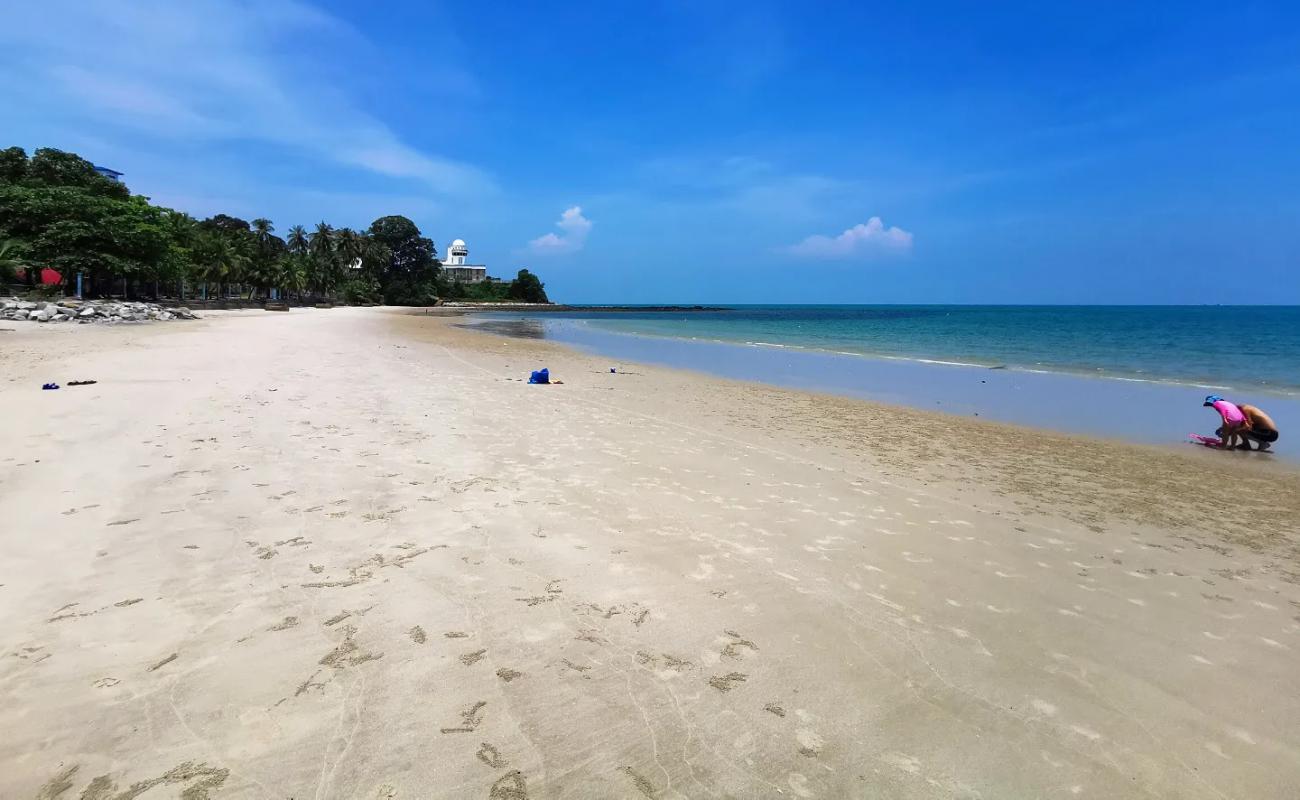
[15,267,63,285]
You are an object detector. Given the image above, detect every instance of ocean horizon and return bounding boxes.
[497,304,1300,397]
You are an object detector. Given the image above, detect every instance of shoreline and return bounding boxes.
[457,314,1300,461]
[458,304,1300,399]
[393,312,1299,551]
[4,307,1300,798]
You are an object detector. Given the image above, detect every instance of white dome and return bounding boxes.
[450,239,467,248]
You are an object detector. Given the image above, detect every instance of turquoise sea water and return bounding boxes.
[540,306,1300,396]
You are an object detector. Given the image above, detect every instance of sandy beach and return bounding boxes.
[3,307,1299,799]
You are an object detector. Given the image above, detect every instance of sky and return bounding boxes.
[4,1,1299,304]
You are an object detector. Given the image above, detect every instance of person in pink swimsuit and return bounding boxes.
[1204,395,1248,449]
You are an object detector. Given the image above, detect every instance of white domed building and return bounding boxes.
[442,238,488,284]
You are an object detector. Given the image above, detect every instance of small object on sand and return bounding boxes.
[1189,433,1223,448]
[528,368,550,385]
[610,367,617,373]
[42,382,59,390]
[67,380,97,386]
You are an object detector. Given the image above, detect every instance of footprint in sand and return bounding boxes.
[708,672,747,692]
[721,630,758,660]
[477,742,508,769]
[92,677,121,689]
[619,766,657,798]
[460,649,487,666]
[409,626,428,644]
[440,701,487,734]
[488,771,528,799]
[496,668,523,682]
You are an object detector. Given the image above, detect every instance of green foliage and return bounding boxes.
[0,144,550,305]
[0,238,27,283]
[368,215,441,305]
[508,269,549,303]
[341,274,382,305]
[0,147,28,184]
[443,279,513,302]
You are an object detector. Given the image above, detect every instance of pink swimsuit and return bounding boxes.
[1212,399,1246,426]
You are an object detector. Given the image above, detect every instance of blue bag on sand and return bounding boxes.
[529,368,550,384]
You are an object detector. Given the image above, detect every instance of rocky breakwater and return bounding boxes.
[2,298,200,324]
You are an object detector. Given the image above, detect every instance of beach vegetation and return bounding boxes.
[0,145,546,306]
[508,269,549,303]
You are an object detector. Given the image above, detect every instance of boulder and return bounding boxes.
[17,301,37,310]
[79,306,96,317]
[12,309,29,320]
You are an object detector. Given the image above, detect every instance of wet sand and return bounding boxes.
[2,307,1298,798]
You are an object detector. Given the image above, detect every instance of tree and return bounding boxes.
[308,221,338,297]
[0,238,27,283]
[25,148,128,199]
[0,147,28,184]
[247,218,285,299]
[193,232,248,300]
[286,224,309,257]
[367,215,439,305]
[508,269,549,303]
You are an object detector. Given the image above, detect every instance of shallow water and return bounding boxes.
[503,306,1300,396]
[470,315,1299,463]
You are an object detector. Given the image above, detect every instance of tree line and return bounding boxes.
[0,146,548,304]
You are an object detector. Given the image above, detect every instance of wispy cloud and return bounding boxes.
[787,217,914,259]
[527,206,593,255]
[0,0,493,195]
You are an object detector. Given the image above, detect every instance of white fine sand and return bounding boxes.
[2,307,1299,799]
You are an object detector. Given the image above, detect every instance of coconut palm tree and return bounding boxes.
[196,235,248,301]
[308,222,338,298]
[252,218,274,243]
[335,228,362,267]
[286,224,309,257]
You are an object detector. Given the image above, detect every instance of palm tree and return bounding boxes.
[335,228,362,268]
[308,222,337,298]
[248,218,278,299]
[252,218,274,243]
[286,225,309,257]
[284,255,309,301]
[197,236,248,301]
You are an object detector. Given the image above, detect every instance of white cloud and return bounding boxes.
[0,0,493,195]
[527,206,593,255]
[786,217,913,259]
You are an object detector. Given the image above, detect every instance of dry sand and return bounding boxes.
[2,307,1298,799]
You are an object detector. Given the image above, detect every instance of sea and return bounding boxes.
[470,305,1300,459]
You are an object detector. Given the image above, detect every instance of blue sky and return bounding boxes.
[4,1,1299,303]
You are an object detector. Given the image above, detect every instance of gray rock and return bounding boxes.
[12,310,29,320]
[17,301,37,310]
[79,306,96,317]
